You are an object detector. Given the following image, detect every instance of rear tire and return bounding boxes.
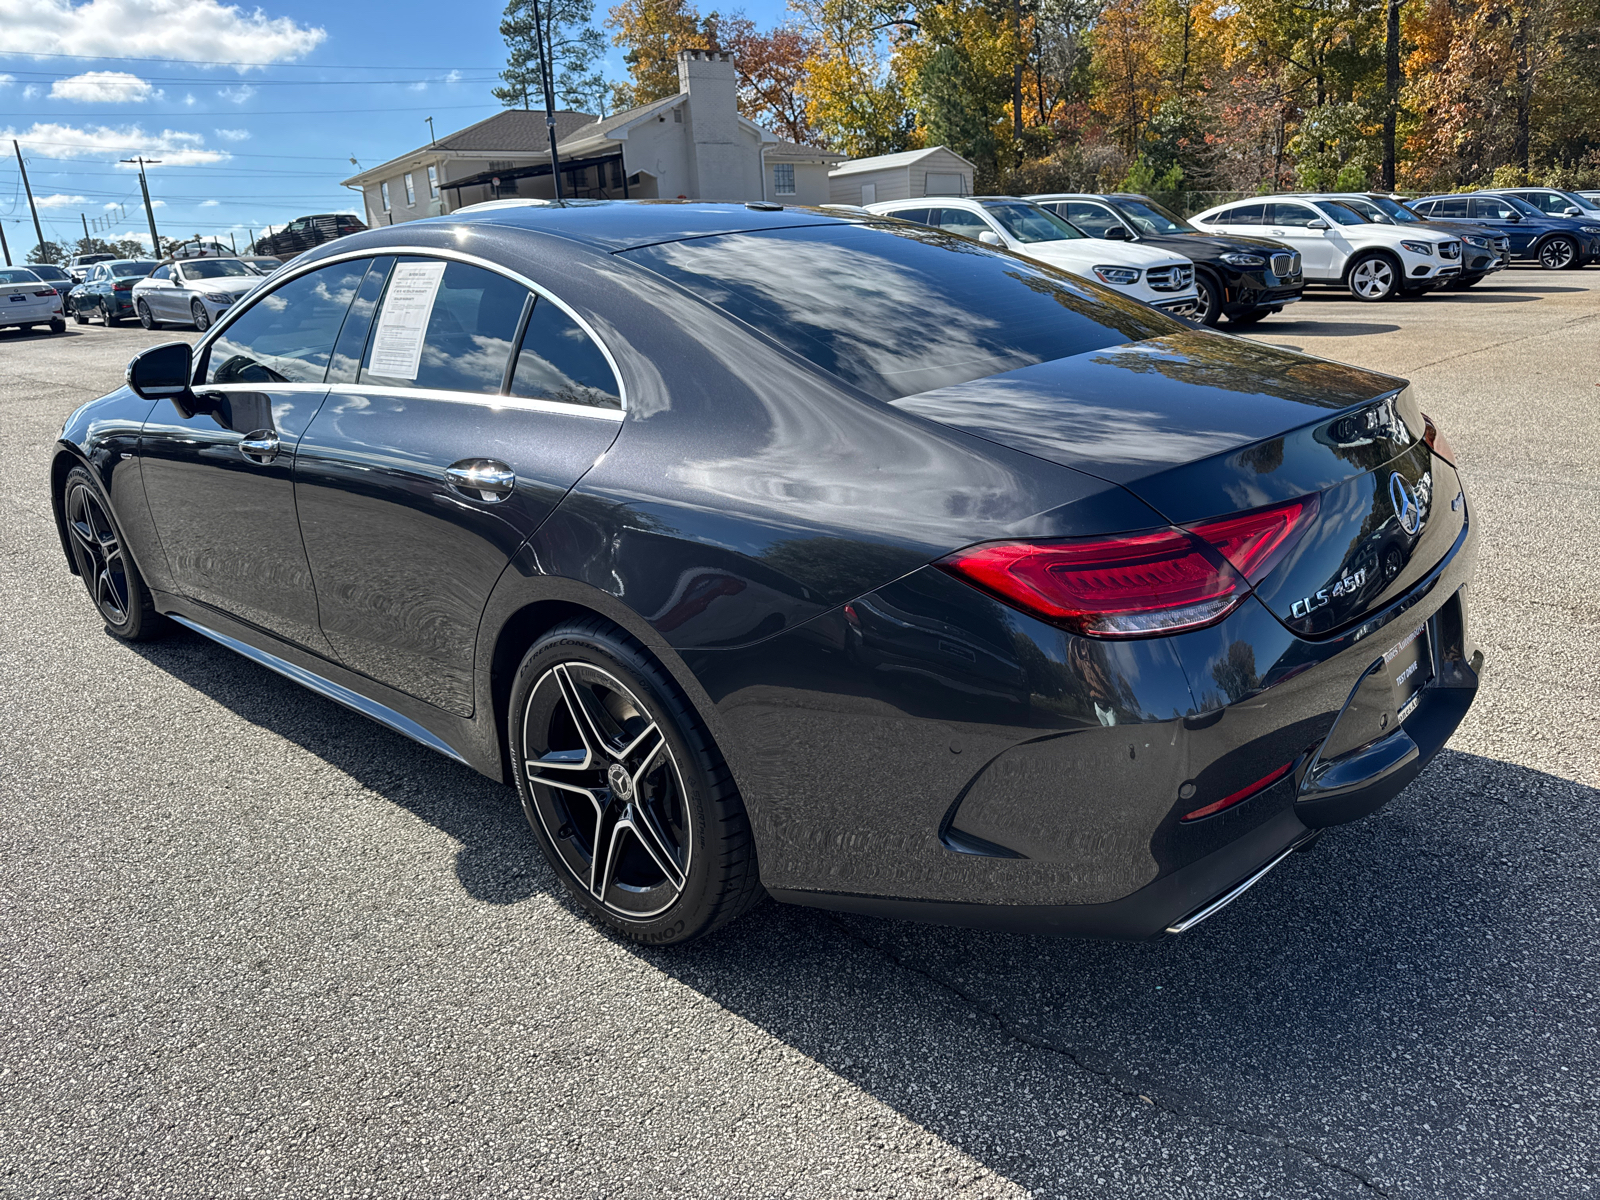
[1347,253,1399,301]
[49,318,65,334]
[60,464,166,642]
[509,618,762,945]
[137,300,159,330]
[73,306,89,325]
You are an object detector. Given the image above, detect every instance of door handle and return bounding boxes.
[445,459,516,503]
[238,429,279,464]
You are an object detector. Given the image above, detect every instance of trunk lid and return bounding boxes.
[891,330,1466,636]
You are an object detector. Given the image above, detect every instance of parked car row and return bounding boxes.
[0,255,285,334]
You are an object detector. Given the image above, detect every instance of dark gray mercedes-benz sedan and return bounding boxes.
[50,201,1481,945]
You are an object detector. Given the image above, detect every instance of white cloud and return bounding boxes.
[217,84,255,104]
[407,69,463,93]
[212,127,249,141]
[200,199,219,206]
[184,93,196,106]
[0,74,14,87]
[142,200,166,209]
[22,84,39,99]
[1,0,326,70]
[50,71,159,103]
[0,122,229,166]
[35,193,89,207]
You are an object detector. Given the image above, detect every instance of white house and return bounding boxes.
[828,147,977,206]
[343,51,845,222]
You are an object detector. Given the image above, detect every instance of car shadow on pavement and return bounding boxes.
[129,624,1596,1196]
[1243,320,1401,337]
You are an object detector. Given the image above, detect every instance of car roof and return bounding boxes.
[432,199,873,252]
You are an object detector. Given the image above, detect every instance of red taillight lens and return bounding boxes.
[1421,412,1456,465]
[1182,760,1295,821]
[33,288,56,297]
[113,282,133,291]
[938,495,1318,640]
[1185,493,1317,584]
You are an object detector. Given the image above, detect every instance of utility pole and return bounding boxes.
[426,116,437,144]
[0,221,11,267]
[13,141,46,261]
[81,212,91,247]
[531,0,564,201]
[1381,0,1401,191]
[229,231,237,253]
[120,156,163,255]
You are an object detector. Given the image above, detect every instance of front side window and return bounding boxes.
[1110,198,1192,234]
[204,260,369,385]
[1062,202,1123,237]
[380,182,391,211]
[1470,197,1515,220]
[983,201,1085,243]
[150,265,171,281]
[1317,202,1368,226]
[773,163,796,195]
[624,223,1178,403]
[427,165,439,198]
[360,259,529,394]
[885,207,930,226]
[404,173,416,206]
[509,299,621,409]
[929,206,993,241]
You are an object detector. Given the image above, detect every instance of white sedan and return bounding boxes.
[0,267,66,335]
[132,257,265,331]
[865,196,1200,315]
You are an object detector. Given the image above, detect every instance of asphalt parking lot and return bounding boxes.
[2,272,1597,1199]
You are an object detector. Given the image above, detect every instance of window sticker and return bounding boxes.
[369,261,447,380]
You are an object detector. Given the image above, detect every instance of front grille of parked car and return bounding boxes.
[1147,264,1195,292]
[1270,252,1300,277]
[1440,240,1462,259]
[1493,237,1510,252]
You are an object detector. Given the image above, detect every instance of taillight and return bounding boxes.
[113,282,133,291]
[1421,412,1457,465]
[937,495,1317,639]
[1182,760,1295,821]
[33,288,56,297]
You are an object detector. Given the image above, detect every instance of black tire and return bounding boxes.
[137,300,159,330]
[60,464,166,642]
[509,617,761,945]
[73,306,89,325]
[49,318,65,334]
[101,303,119,327]
[1193,273,1224,327]
[1347,253,1400,301]
[1445,275,1481,290]
[1228,310,1270,327]
[191,301,211,332]
[1538,236,1578,270]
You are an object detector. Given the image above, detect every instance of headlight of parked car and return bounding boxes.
[1400,241,1434,256]
[1581,225,1600,235]
[1092,266,1141,285]
[202,292,234,303]
[1219,252,1266,267]
[1462,235,1488,247]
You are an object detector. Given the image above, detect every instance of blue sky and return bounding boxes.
[0,0,789,257]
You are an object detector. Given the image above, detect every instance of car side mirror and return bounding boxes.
[1563,206,1581,216]
[977,230,1003,246]
[1507,212,1521,222]
[1307,219,1330,230]
[1103,226,1129,240]
[126,341,198,415]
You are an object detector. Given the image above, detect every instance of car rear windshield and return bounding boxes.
[981,201,1086,243]
[0,269,42,285]
[108,260,156,275]
[622,223,1178,402]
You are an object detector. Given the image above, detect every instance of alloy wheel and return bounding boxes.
[65,482,130,625]
[1350,258,1394,299]
[191,301,211,332]
[1539,238,1576,269]
[522,662,692,920]
[137,301,156,330]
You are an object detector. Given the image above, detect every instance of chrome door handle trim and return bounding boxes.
[238,429,279,463]
[445,459,516,503]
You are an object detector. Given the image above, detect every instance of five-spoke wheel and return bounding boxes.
[510,619,761,944]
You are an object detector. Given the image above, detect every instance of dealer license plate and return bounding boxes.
[1384,623,1434,724]
[7,294,26,302]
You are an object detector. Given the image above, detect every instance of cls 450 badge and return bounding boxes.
[1291,567,1369,620]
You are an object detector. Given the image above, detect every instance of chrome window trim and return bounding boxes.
[192,242,630,415]
[191,380,623,422]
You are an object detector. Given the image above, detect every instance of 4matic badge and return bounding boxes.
[1291,567,1368,620]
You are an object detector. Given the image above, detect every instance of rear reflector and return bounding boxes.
[937,495,1317,640]
[1182,760,1295,821]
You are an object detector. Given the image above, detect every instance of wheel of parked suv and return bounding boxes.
[137,300,160,330]
[1538,236,1577,270]
[190,301,211,332]
[509,618,761,945]
[1193,273,1224,327]
[1347,253,1399,301]
[60,464,164,641]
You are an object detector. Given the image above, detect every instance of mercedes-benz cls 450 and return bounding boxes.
[50,202,1481,945]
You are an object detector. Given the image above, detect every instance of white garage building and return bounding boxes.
[827,147,977,206]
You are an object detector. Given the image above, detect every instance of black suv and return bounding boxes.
[1317,193,1509,288]
[1026,192,1304,326]
[253,213,367,258]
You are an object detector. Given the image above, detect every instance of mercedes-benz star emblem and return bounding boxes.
[607,763,633,800]
[1389,472,1422,535]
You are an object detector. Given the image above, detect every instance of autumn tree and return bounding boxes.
[607,0,721,106]
[722,14,821,143]
[792,0,913,155]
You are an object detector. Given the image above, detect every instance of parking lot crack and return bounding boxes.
[825,914,1394,1197]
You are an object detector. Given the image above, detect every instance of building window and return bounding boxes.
[773,163,796,195]
[427,165,439,198]
[380,181,391,211]
[403,173,415,206]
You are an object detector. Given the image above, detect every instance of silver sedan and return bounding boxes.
[132,258,264,331]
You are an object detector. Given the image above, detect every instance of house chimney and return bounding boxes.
[676,49,742,201]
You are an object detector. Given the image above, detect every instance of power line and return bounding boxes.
[5,71,498,86]
[1,51,502,71]
[9,144,357,160]
[2,102,499,118]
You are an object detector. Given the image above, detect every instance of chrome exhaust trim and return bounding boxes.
[1164,842,1300,934]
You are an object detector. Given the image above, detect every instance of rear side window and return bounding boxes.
[888,207,930,226]
[360,259,531,394]
[1435,198,1469,218]
[509,298,621,409]
[1219,203,1265,224]
[623,222,1178,403]
[205,259,367,385]
[1270,203,1318,227]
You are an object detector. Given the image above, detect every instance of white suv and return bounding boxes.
[865,196,1200,315]
[1188,196,1462,301]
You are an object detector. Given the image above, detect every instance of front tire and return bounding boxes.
[1538,236,1577,270]
[61,464,165,642]
[1193,273,1224,327]
[137,300,159,330]
[509,618,761,945]
[1347,254,1399,301]
[190,301,211,332]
